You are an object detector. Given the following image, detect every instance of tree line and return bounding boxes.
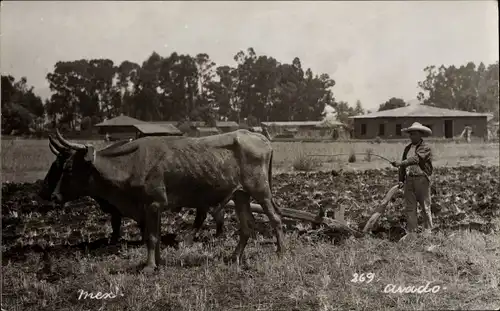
[1,48,498,135]
[1,76,45,134]
[417,62,499,115]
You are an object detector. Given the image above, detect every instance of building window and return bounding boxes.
[379,123,385,136]
[361,124,367,136]
[395,124,402,136]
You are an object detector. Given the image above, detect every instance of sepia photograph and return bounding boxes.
[1,1,499,310]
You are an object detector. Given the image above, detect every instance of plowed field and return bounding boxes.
[3,166,499,261]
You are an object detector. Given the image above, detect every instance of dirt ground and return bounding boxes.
[2,138,500,310]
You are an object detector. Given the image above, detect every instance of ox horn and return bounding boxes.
[55,129,87,151]
[48,135,68,153]
[49,141,60,156]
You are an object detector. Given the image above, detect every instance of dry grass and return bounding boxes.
[2,139,499,182]
[292,153,322,171]
[2,231,499,311]
[1,138,500,310]
[271,140,500,173]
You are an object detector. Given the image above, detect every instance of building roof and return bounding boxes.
[349,105,491,119]
[134,124,183,135]
[317,119,345,127]
[180,121,206,128]
[149,121,179,126]
[95,115,146,126]
[151,120,238,128]
[261,120,344,127]
[216,121,239,127]
[196,127,220,133]
[261,121,322,127]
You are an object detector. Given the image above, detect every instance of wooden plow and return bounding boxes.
[225,184,401,238]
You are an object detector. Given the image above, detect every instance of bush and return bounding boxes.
[293,154,321,171]
[364,148,373,162]
[348,149,356,163]
[374,136,382,144]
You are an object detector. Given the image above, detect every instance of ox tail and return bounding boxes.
[267,143,283,217]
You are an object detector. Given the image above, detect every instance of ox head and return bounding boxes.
[50,130,97,204]
[39,135,74,200]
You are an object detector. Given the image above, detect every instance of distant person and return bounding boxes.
[464,126,471,143]
[391,122,433,236]
[105,133,110,142]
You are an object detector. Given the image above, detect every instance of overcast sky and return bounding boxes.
[1,1,498,111]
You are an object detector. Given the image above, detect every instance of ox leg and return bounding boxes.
[210,205,225,237]
[252,192,284,256]
[143,202,163,274]
[193,207,208,235]
[185,207,208,245]
[263,198,284,255]
[139,221,146,243]
[99,201,122,244]
[110,212,122,245]
[231,191,255,265]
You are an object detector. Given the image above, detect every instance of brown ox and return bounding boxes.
[41,137,225,244]
[51,129,283,272]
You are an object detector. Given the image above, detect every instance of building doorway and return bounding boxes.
[444,120,453,138]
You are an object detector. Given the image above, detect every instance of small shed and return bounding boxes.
[134,124,183,138]
[261,121,347,139]
[317,119,351,140]
[95,115,146,140]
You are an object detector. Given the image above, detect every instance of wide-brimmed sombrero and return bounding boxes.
[402,122,432,136]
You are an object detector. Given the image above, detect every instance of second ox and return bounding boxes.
[50,129,284,273]
[40,136,225,244]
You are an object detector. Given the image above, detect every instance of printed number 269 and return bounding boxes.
[351,273,375,284]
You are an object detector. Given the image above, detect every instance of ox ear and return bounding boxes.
[83,145,97,163]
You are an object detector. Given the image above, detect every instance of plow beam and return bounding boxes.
[225,201,325,224]
[225,200,363,238]
[225,183,400,238]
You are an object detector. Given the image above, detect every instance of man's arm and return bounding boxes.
[397,144,410,183]
[401,144,432,167]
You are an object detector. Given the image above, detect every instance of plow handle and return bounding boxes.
[362,184,401,233]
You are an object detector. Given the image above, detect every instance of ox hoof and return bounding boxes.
[142,265,157,274]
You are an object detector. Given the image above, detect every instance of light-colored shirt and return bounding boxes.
[406,144,426,176]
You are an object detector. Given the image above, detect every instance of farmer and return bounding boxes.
[391,122,433,234]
